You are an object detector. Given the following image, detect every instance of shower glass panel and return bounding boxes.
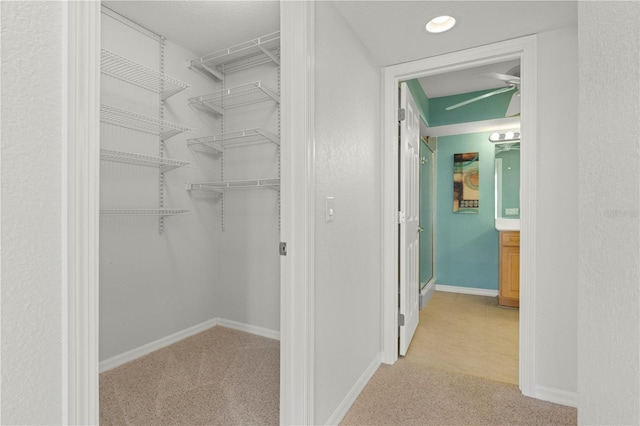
[419,139,435,289]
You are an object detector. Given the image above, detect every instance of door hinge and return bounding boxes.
[398,211,406,224]
[398,108,406,121]
[279,242,287,256]
[398,313,405,326]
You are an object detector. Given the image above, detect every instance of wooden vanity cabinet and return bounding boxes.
[499,231,520,308]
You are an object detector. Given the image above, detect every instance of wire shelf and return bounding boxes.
[100,104,193,141]
[100,209,190,216]
[101,49,190,100]
[188,81,280,116]
[189,32,280,79]
[100,149,190,172]
[187,128,279,154]
[186,178,280,193]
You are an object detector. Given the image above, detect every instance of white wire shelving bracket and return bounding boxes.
[188,81,280,116]
[100,149,190,172]
[100,104,193,141]
[188,31,280,80]
[100,209,190,216]
[185,178,280,194]
[101,49,190,100]
[187,128,279,154]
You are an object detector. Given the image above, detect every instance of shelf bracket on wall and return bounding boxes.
[159,36,166,235]
[254,42,281,67]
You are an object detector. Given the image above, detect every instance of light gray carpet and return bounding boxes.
[101,325,576,425]
[100,326,280,425]
[341,358,577,425]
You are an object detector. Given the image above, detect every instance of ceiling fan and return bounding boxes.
[446,65,521,116]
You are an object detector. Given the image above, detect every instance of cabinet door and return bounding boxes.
[501,245,520,300]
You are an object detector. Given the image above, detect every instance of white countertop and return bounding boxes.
[495,218,520,231]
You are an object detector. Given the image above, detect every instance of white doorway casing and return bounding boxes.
[381,36,538,397]
[64,2,313,425]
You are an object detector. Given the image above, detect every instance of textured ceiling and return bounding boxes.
[101,1,576,98]
[331,1,577,67]
[331,1,576,97]
[102,1,280,57]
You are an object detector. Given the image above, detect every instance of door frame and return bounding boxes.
[381,35,538,397]
[63,2,314,424]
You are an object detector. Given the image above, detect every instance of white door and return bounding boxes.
[399,82,420,356]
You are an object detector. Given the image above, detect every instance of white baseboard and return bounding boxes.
[325,354,382,425]
[99,317,279,373]
[534,385,578,408]
[216,318,280,341]
[99,318,218,373]
[435,284,498,297]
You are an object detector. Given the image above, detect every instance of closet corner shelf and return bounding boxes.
[186,178,280,193]
[188,31,280,79]
[101,49,191,100]
[187,128,279,153]
[100,209,190,217]
[100,149,190,172]
[188,81,280,116]
[100,104,193,141]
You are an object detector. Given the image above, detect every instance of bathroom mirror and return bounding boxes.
[494,142,520,219]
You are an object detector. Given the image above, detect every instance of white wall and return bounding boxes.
[215,64,281,332]
[313,3,382,424]
[0,1,64,423]
[535,26,579,398]
[578,2,640,424]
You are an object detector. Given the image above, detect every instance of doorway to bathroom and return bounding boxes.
[382,35,538,396]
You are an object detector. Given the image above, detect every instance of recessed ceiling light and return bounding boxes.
[426,15,456,33]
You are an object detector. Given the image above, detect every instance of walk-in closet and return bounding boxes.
[97,2,281,423]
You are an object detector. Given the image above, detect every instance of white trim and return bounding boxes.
[61,2,69,422]
[381,36,538,399]
[99,319,218,373]
[381,65,400,365]
[423,117,520,138]
[280,2,315,424]
[325,355,382,426]
[66,1,309,423]
[217,318,280,341]
[65,2,101,425]
[518,36,538,399]
[534,385,578,408]
[435,284,499,298]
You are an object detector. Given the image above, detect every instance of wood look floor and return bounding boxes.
[405,290,519,385]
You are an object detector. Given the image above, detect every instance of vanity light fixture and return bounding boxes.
[489,131,521,143]
[426,15,456,33]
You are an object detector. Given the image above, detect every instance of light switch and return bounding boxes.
[326,196,335,222]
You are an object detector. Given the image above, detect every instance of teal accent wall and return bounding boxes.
[406,79,514,127]
[435,132,499,290]
[406,80,430,126]
[429,89,514,126]
[419,141,434,287]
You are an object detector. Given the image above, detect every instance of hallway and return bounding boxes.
[342,292,575,425]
